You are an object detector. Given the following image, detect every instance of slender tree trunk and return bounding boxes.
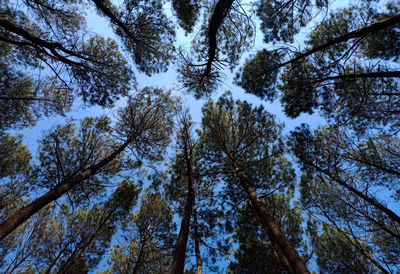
[316,70,400,84]
[132,235,149,274]
[193,201,203,274]
[171,144,195,274]
[0,139,131,241]
[233,165,309,274]
[321,209,390,274]
[203,0,235,77]
[45,243,70,274]
[0,96,54,102]
[57,214,109,274]
[310,163,400,226]
[280,14,400,67]
[91,0,133,39]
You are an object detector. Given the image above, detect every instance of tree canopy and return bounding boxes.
[1,0,400,273]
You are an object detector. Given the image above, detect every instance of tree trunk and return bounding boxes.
[281,14,400,67]
[233,165,309,274]
[321,210,390,274]
[311,163,400,226]
[316,70,400,84]
[132,233,150,274]
[57,214,110,274]
[171,145,195,274]
[0,139,130,241]
[193,202,203,274]
[203,0,235,77]
[91,0,133,39]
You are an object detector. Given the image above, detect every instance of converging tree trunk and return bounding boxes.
[233,164,310,274]
[203,0,235,77]
[280,14,400,67]
[171,141,195,274]
[193,202,203,274]
[0,139,130,241]
[310,163,400,226]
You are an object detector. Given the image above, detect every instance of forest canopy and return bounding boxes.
[1,0,400,273]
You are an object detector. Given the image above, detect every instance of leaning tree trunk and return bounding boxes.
[280,14,400,67]
[171,145,195,274]
[233,165,309,274]
[310,163,400,227]
[0,139,131,241]
[203,0,235,77]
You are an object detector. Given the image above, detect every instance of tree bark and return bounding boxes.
[0,17,90,66]
[170,144,195,274]
[203,0,235,77]
[193,201,203,274]
[280,14,400,67]
[0,139,130,241]
[233,165,309,274]
[310,162,400,226]
[315,70,400,84]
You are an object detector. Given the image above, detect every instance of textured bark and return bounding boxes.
[281,14,400,67]
[171,144,195,274]
[193,202,203,274]
[203,0,235,77]
[0,139,130,241]
[233,165,309,274]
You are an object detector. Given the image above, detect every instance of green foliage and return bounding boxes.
[257,0,328,43]
[172,0,200,33]
[1,0,133,109]
[199,92,294,195]
[0,180,139,273]
[111,0,176,75]
[115,87,180,162]
[104,191,175,273]
[36,116,123,204]
[0,41,72,130]
[314,223,375,273]
[0,133,31,178]
[177,0,255,97]
[236,49,283,100]
[292,125,400,271]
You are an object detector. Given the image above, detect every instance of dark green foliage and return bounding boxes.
[36,116,122,204]
[0,181,139,273]
[0,41,72,130]
[0,0,133,110]
[111,0,176,75]
[257,0,328,43]
[2,0,400,272]
[177,0,255,97]
[0,133,31,178]
[115,87,180,162]
[172,0,200,33]
[291,125,400,271]
[314,223,376,273]
[104,191,175,273]
[199,92,293,196]
[236,49,283,100]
